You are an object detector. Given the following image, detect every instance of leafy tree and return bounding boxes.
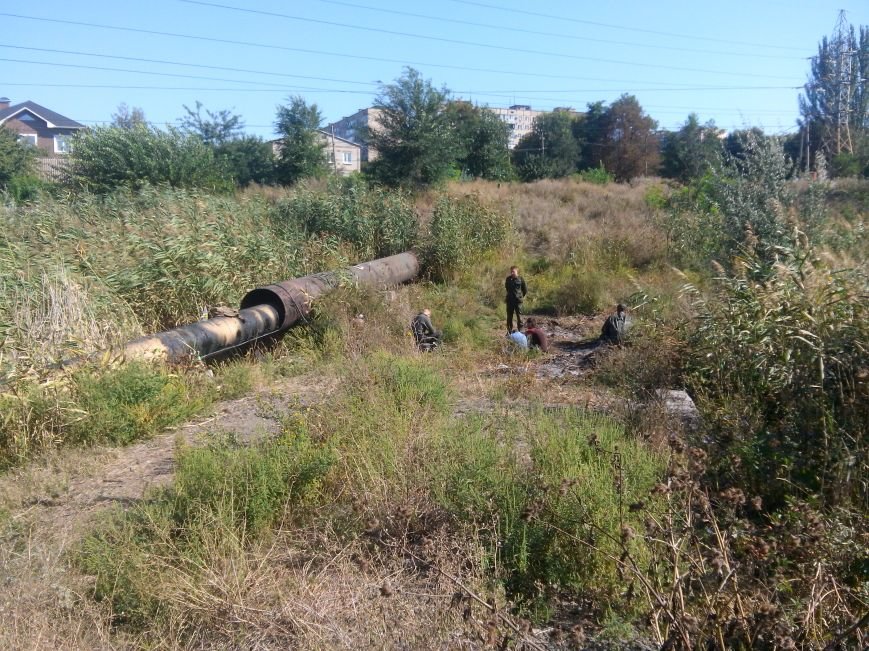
[274,95,327,186]
[598,95,659,181]
[574,101,608,171]
[0,125,36,188]
[366,68,458,187]
[179,101,244,146]
[111,103,147,129]
[512,109,579,181]
[723,128,769,161]
[215,136,275,186]
[448,102,512,180]
[799,17,869,174]
[65,124,232,193]
[660,113,723,182]
[714,131,796,259]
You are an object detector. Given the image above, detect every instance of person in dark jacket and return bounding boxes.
[600,304,628,344]
[504,265,527,333]
[411,308,442,351]
[524,318,550,352]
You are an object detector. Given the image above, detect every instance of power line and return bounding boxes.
[440,0,808,52]
[1,63,799,97]
[0,57,329,90]
[3,12,788,87]
[179,0,800,81]
[308,0,807,60]
[0,45,800,97]
[0,45,377,88]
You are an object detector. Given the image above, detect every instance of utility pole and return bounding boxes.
[330,124,338,174]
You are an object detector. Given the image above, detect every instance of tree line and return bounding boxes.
[1,16,866,195]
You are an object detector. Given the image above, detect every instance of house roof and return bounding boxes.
[317,130,362,148]
[0,101,85,129]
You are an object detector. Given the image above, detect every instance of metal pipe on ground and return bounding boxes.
[121,251,420,363]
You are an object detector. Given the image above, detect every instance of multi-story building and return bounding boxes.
[488,105,546,149]
[270,130,362,176]
[326,107,383,162]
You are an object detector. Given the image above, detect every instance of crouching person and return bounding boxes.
[524,318,550,352]
[600,304,630,344]
[411,308,442,351]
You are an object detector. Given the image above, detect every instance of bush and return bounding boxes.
[71,362,207,445]
[0,362,210,466]
[428,406,664,612]
[577,163,613,185]
[0,126,35,189]
[273,177,417,259]
[422,193,511,280]
[65,125,234,193]
[684,245,868,508]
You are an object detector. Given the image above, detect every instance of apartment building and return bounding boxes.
[488,105,546,149]
[327,107,383,162]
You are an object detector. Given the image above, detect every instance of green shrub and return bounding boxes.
[423,193,511,280]
[71,362,208,445]
[65,125,234,193]
[684,245,868,507]
[0,126,35,189]
[172,428,334,535]
[577,163,613,185]
[273,177,417,259]
[5,174,47,202]
[428,406,664,613]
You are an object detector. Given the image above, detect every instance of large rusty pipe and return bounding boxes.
[122,251,420,363]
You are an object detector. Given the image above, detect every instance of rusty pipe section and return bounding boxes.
[240,251,420,330]
[122,251,420,362]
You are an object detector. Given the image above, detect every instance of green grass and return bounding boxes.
[75,354,665,636]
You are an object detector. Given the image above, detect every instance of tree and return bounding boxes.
[0,125,36,188]
[660,113,723,182]
[366,68,458,187]
[179,101,244,146]
[799,15,869,175]
[512,109,579,181]
[274,96,327,186]
[723,128,768,160]
[598,95,659,181]
[215,136,275,186]
[574,100,608,171]
[448,102,512,180]
[111,103,147,129]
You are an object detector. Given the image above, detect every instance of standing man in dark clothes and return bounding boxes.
[505,265,527,334]
[411,308,442,351]
[524,318,550,352]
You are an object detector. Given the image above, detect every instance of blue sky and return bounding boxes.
[2,1,866,138]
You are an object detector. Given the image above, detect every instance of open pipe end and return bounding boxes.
[240,286,288,328]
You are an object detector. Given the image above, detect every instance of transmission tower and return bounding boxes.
[831,10,855,155]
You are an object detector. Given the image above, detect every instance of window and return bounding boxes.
[19,113,35,122]
[55,134,72,154]
[17,133,37,147]
[342,151,353,164]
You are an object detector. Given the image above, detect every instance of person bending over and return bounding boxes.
[411,308,442,351]
[524,317,550,352]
